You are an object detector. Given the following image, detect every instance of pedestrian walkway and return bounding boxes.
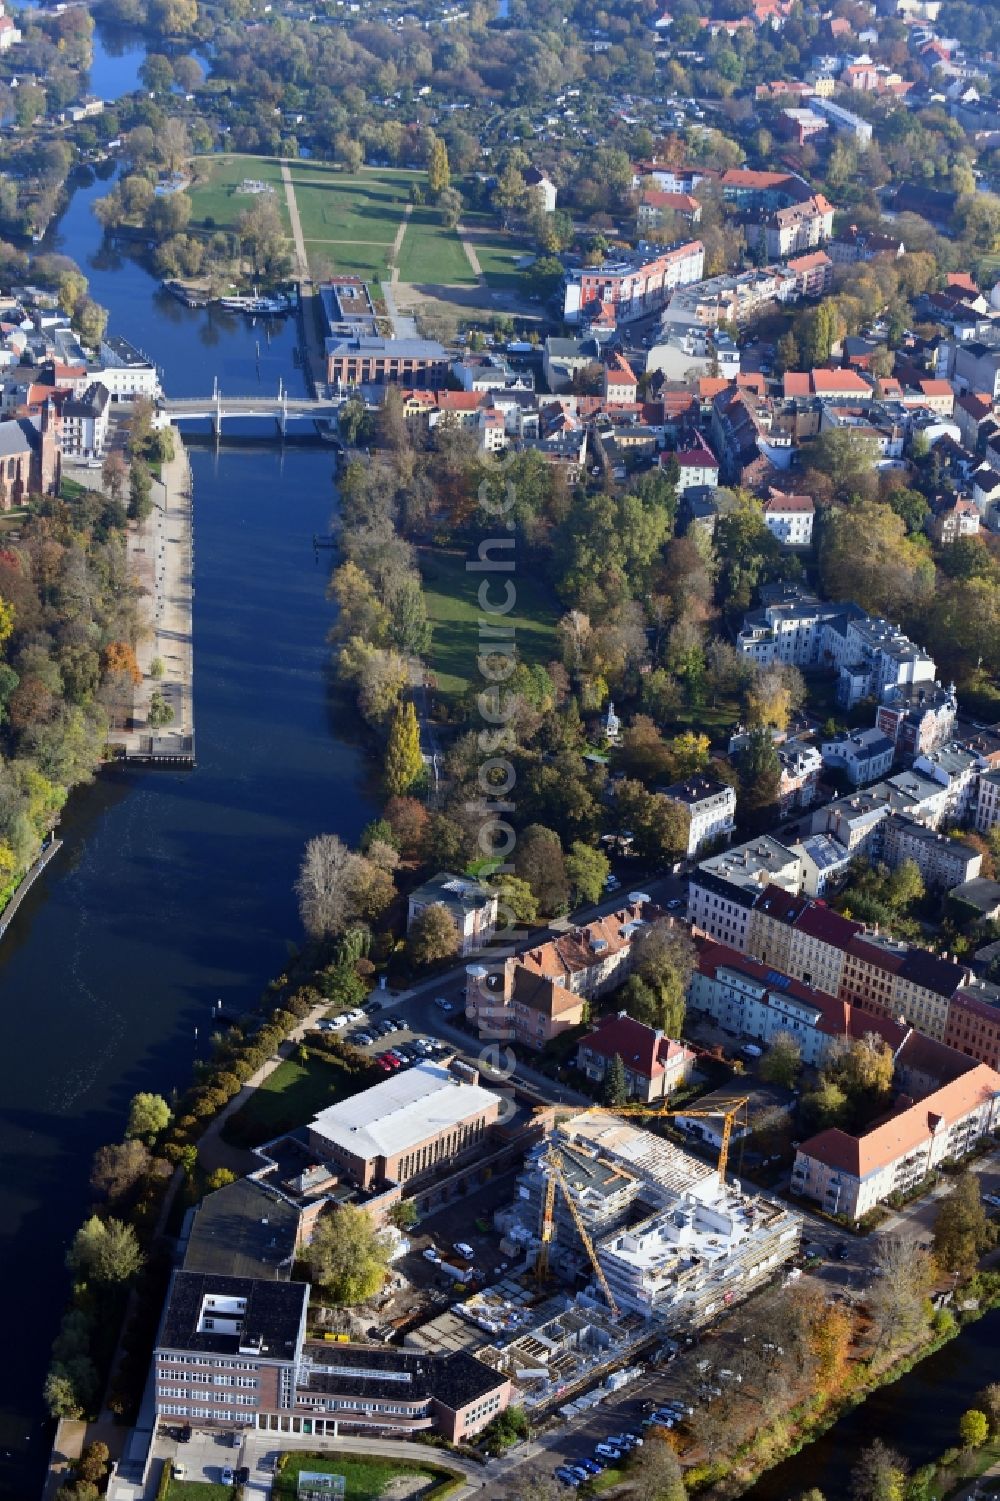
[281,159,310,284]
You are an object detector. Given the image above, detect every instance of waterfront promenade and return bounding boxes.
[101,434,195,763]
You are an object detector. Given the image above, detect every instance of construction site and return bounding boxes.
[394,1102,801,1411]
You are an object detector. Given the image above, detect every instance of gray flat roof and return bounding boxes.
[309,1062,499,1162]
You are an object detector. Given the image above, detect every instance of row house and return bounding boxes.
[880,814,982,891]
[689,935,907,1069]
[821,729,895,787]
[945,988,1000,1071]
[747,883,970,1039]
[876,682,958,764]
[686,838,802,953]
[777,739,823,813]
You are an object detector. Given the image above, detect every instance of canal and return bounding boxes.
[0,31,376,1498]
[744,1305,1000,1499]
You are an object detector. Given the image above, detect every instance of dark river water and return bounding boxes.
[0,29,377,1498]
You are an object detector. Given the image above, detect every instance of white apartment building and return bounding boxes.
[661,776,736,857]
[96,334,162,401]
[821,729,895,787]
[762,490,814,546]
[687,838,801,951]
[61,381,110,460]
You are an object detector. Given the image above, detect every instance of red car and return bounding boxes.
[376,1054,393,1072]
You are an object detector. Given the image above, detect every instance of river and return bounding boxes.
[744,1306,1000,1500]
[0,29,376,1500]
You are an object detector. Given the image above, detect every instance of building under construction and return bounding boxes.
[500,1110,799,1328]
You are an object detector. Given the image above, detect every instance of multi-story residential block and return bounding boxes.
[687,839,801,951]
[763,488,814,545]
[466,901,655,1048]
[305,1062,501,1193]
[562,240,705,326]
[811,95,874,141]
[821,730,895,787]
[752,194,834,259]
[576,1012,695,1103]
[777,739,823,813]
[659,775,736,856]
[913,743,985,824]
[793,831,853,896]
[945,987,1000,1070]
[876,682,957,763]
[406,872,498,957]
[637,189,703,231]
[785,249,834,298]
[881,814,983,891]
[154,1272,309,1429]
[60,381,110,460]
[975,768,1000,834]
[954,341,1000,401]
[689,936,907,1068]
[791,1061,1000,1221]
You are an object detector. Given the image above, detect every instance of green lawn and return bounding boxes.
[475,242,532,293]
[305,241,394,282]
[186,155,290,232]
[272,1453,448,1500]
[419,546,560,700]
[397,206,475,285]
[221,1051,360,1148]
[287,166,414,244]
[166,1482,231,1500]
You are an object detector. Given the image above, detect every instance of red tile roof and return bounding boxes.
[799,1063,1000,1177]
[811,368,871,395]
[580,1012,693,1079]
[787,250,831,274]
[783,371,811,398]
[764,489,814,513]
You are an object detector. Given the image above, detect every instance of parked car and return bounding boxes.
[454,1241,475,1259]
[434,996,455,1012]
[554,1468,580,1487]
[171,1463,187,1479]
[423,1247,440,1263]
[221,1467,234,1485]
[236,1468,250,1486]
[595,1443,623,1460]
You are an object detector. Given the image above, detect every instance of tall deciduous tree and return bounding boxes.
[126,1091,172,1140]
[565,841,610,906]
[933,1171,996,1275]
[303,1205,390,1304]
[296,833,361,939]
[407,903,459,966]
[67,1215,144,1284]
[514,823,569,915]
[384,701,423,795]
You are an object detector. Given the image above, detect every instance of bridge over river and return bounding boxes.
[158,384,345,440]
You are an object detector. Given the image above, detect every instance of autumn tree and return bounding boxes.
[103,641,142,686]
[565,840,610,906]
[515,823,569,915]
[626,1434,685,1500]
[296,833,362,939]
[428,136,451,197]
[67,1215,144,1284]
[959,1409,989,1451]
[384,701,423,796]
[407,903,460,966]
[303,1205,390,1303]
[90,1139,151,1201]
[126,1091,171,1141]
[736,727,781,830]
[760,1030,802,1089]
[866,1236,934,1353]
[623,920,693,1037]
[933,1171,996,1275]
[850,1440,907,1501]
[101,449,127,502]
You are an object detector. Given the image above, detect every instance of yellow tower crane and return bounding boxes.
[532,1093,750,1305]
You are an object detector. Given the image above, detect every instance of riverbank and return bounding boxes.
[0,837,63,940]
[102,432,195,765]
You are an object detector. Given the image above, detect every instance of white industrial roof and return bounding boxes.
[309,1063,500,1161]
